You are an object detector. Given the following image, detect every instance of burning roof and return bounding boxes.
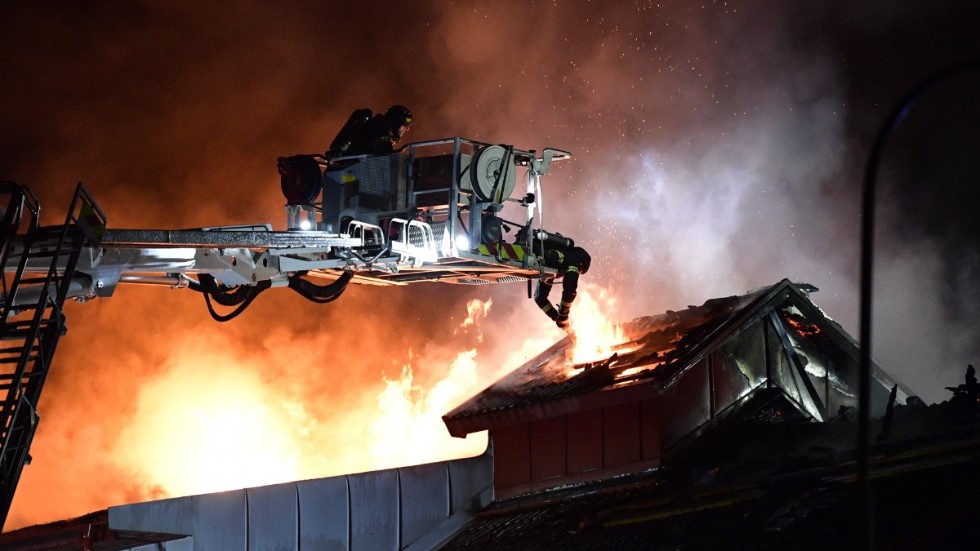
[0,280,963,551]
[443,279,910,439]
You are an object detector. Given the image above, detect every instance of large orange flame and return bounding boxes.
[568,282,628,366]
[107,299,501,500]
[11,290,628,527]
[368,350,487,469]
[109,352,315,497]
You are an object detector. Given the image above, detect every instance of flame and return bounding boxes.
[109,355,314,497]
[455,297,493,340]
[568,282,628,366]
[462,297,493,329]
[106,299,499,500]
[16,292,617,526]
[785,313,822,338]
[368,350,487,469]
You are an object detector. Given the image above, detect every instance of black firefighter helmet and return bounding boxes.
[385,105,413,129]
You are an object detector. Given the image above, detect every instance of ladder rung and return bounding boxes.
[1,326,39,338]
[34,224,77,236]
[0,375,43,387]
[0,342,44,354]
[0,346,47,363]
[24,250,68,259]
[14,277,65,285]
[0,355,40,365]
[3,318,61,328]
[0,339,51,351]
[1,319,47,329]
[0,343,41,354]
[2,320,36,329]
[0,319,57,340]
[0,380,37,392]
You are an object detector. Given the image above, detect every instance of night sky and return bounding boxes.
[2,0,979,530]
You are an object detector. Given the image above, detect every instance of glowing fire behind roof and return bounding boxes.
[43,286,626,506]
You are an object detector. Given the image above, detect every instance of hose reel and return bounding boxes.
[470,145,516,203]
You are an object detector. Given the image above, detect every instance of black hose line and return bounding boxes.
[202,280,272,322]
[489,145,513,203]
[186,269,354,319]
[198,273,254,307]
[287,270,354,304]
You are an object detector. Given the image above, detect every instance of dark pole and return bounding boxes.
[858,58,980,551]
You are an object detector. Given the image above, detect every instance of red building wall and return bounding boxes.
[491,399,662,498]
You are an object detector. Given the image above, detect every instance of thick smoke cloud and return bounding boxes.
[2,0,978,530]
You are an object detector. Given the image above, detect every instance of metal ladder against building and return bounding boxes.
[0,182,106,530]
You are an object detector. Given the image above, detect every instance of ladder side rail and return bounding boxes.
[0,185,46,436]
[18,183,98,408]
[0,194,25,312]
[67,182,107,246]
[12,183,101,422]
[1,232,65,414]
[18,306,63,415]
[0,240,55,457]
[51,184,103,306]
[0,188,28,303]
[0,394,37,529]
[0,394,35,481]
[0,185,39,528]
[13,184,101,413]
[0,186,41,327]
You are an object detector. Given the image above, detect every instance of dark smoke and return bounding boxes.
[2,0,978,530]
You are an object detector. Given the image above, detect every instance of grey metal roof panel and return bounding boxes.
[297,476,350,550]
[106,449,492,551]
[247,483,298,551]
[400,463,450,547]
[349,469,399,551]
[189,491,247,551]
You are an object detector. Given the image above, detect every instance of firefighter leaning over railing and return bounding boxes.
[533,242,592,330]
[329,105,413,157]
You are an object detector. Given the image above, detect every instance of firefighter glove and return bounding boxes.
[555,313,570,329]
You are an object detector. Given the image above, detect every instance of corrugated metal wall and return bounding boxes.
[107,451,492,551]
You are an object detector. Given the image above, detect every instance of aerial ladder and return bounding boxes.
[0,137,577,526]
[0,182,105,529]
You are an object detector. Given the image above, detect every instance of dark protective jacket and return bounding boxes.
[330,113,398,157]
[534,246,591,325]
[347,114,399,155]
